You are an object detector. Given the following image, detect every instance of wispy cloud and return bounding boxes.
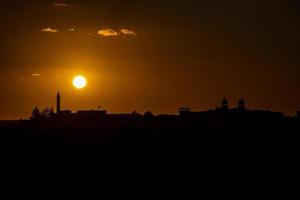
[41,27,58,33]
[97,28,137,37]
[120,29,137,36]
[54,2,74,7]
[31,74,41,77]
[97,29,119,37]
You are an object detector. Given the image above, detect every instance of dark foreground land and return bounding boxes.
[1,110,299,166]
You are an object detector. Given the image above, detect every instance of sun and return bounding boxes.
[73,75,87,89]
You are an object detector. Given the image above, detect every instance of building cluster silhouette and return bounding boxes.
[31,92,143,122]
[1,92,298,155]
[29,92,295,125]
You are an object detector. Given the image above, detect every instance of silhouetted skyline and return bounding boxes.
[2,90,298,155]
[1,0,300,119]
[28,92,295,121]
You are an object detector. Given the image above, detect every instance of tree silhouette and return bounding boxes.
[144,111,154,120]
[31,106,40,120]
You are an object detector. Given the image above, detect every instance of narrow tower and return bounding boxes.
[57,92,61,114]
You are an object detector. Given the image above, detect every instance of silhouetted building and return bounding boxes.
[179,108,191,117]
[222,98,229,110]
[107,113,142,120]
[58,110,73,118]
[77,110,107,120]
[297,111,300,118]
[57,92,61,114]
[238,99,246,110]
[41,107,55,118]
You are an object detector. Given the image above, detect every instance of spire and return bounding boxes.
[57,92,61,114]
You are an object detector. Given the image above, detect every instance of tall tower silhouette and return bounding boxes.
[57,92,61,114]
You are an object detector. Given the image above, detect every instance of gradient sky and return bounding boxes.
[0,0,300,119]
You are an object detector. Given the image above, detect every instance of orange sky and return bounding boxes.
[0,0,300,119]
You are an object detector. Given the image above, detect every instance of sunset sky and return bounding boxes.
[0,0,300,119]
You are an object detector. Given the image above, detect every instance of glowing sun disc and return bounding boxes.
[73,75,87,89]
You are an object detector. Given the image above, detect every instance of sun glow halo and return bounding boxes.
[73,75,87,89]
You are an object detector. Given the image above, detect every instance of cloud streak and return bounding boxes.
[97,29,119,37]
[120,29,137,36]
[40,27,136,37]
[54,2,74,7]
[41,27,58,33]
[97,28,137,37]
